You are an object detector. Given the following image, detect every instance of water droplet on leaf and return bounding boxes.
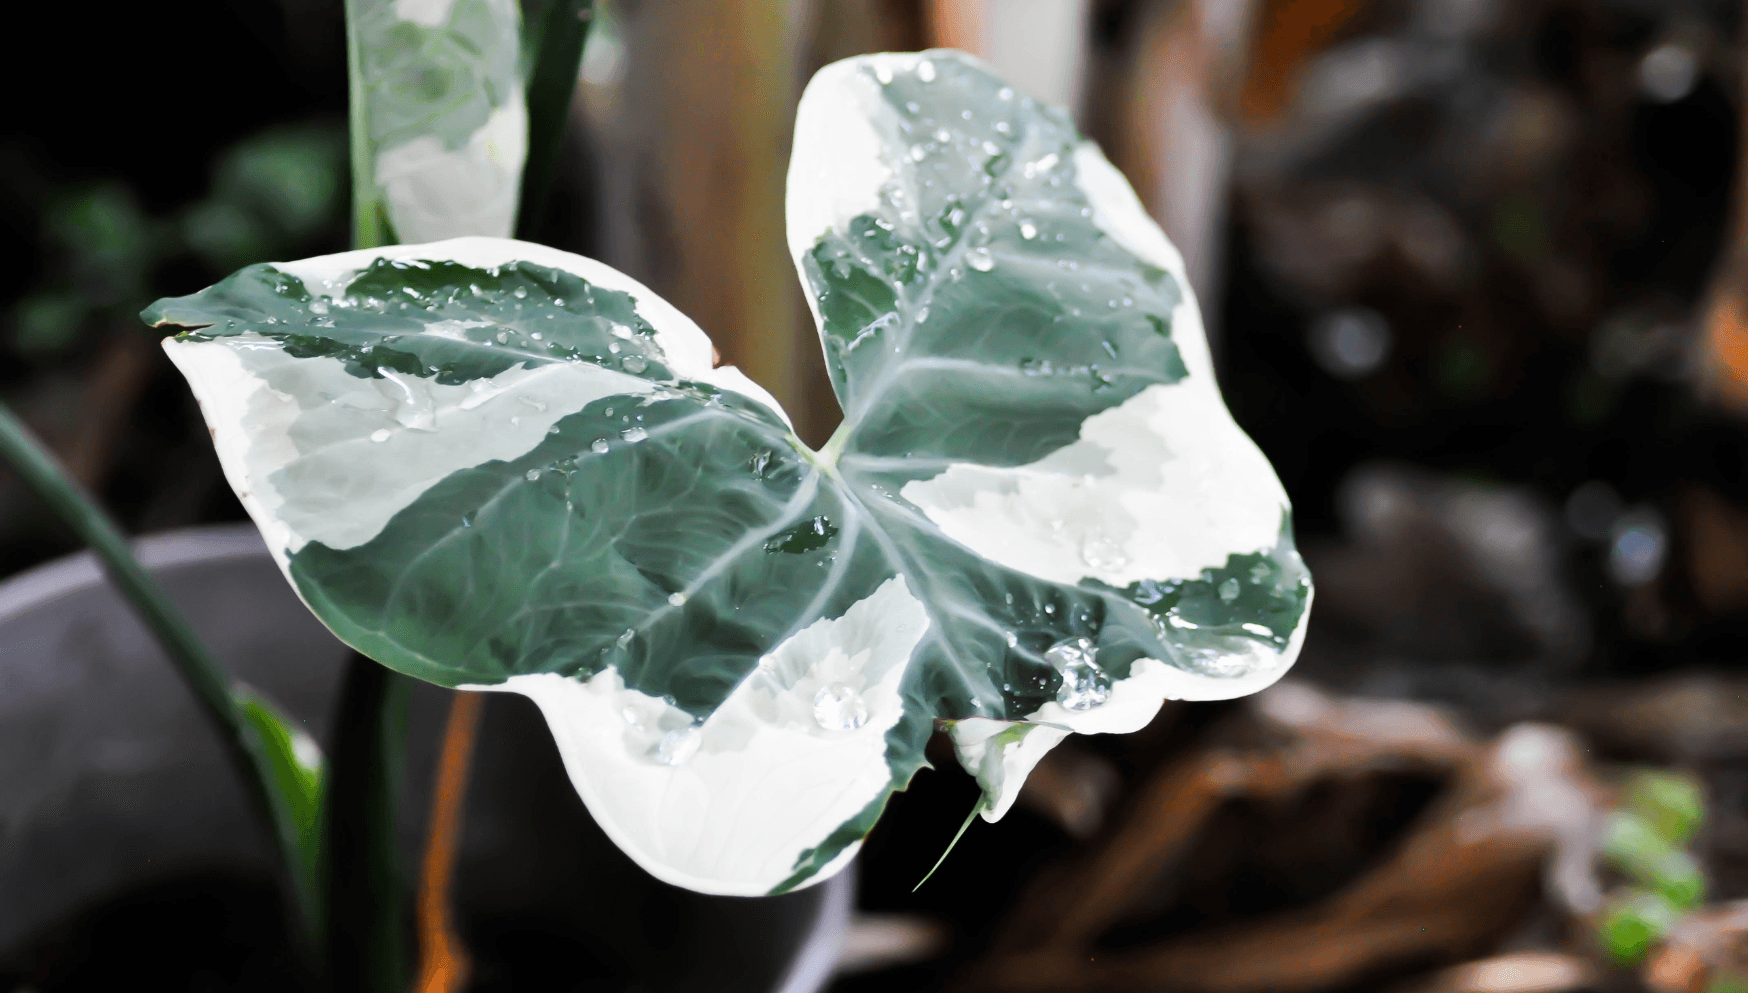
[655,727,701,765]
[813,683,870,731]
[369,429,391,443]
[1046,637,1111,710]
[1081,529,1128,571]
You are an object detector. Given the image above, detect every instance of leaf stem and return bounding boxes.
[915,797,985,891]
[343,0,387,250]
[0,401,321,948]
[515,0,594,241]
[414,691,487,993]
[323,654,412,993]
[817,419,855,469]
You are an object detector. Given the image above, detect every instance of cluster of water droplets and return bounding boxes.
[1044,636,1111,711]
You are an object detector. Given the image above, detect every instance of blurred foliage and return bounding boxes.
[7,122,345,362]
[1597,767,1731,978]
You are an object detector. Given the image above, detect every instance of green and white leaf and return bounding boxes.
[347,0,526,242]
[148,51,1310,897]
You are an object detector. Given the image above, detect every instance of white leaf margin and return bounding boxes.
[464,575,932,896]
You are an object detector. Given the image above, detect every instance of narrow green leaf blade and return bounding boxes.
[235,684,326,952]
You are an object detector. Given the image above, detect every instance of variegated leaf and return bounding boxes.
[148,51,1310,897]
[348,0,526,242]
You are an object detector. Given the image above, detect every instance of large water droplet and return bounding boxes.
[916,59,936,82]
[591,438,610,454]
[909,144,927,162]
[622,426,648,442]
[1020,221,1038,240]
[369,429,391,444]
[1046,637,1111,710]
[621,355,648,374]
[655,727,702,765]
[513,286,528,299]
[667,591,687,607]
[967,248,995,272]
[525,469,541,481]
[459,378,508,410]
[1081,530,1129,571]
[813,683,870,731]
[379,369,437,431]
[1218,578,1241,603]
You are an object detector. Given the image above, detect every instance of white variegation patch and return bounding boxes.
[165,336,650,566]
[947,718,1070,823]
[898,381,1286,587]
[472,576,930,895]
[786,57,901,278]
[1072,142,1213,383]
[376,98,528,242]
[391,0,458,28]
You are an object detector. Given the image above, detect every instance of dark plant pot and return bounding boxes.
[0,524,849,992]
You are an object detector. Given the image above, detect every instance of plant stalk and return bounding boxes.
[343,0,387,250]
[515,0,594,241]
[0,401,321,948]
[414,691,487,993]
[323,654,412,993]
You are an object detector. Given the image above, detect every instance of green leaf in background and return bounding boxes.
[235,684,326,941]
[13,293,89,356]
[1603,809,1679,874]
[1626,769,1706,847]
[148,51,1311,896]
[344,0,526,245]
[185,125,349,273]
[1648,849,1707,909]
[1599,888,1680,965]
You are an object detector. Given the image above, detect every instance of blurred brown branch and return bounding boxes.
[958,684,1611,993]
